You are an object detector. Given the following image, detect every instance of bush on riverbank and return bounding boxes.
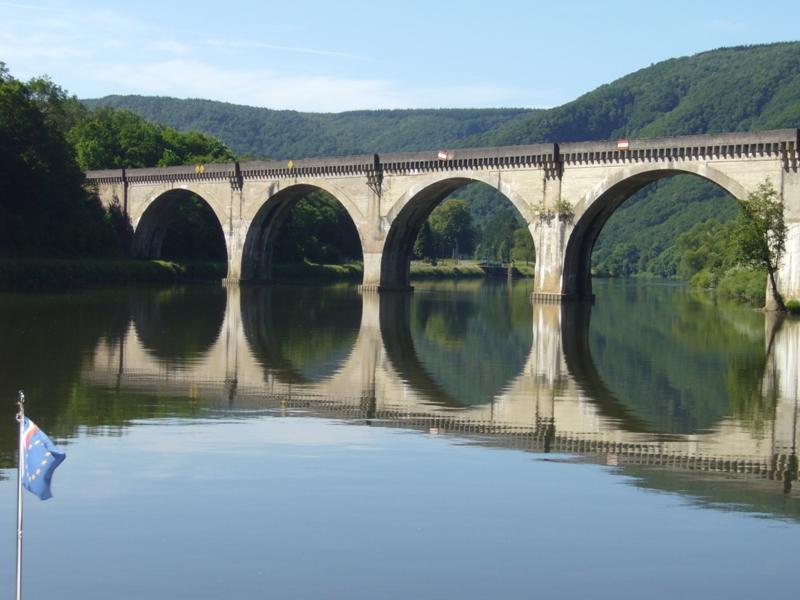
[689,266,766,306]
[0,258,226,289]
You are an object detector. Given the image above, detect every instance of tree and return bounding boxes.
[26,75,87,135]
[511,228,535,264]
[413,221,437,263]
[428,199,476,258]
[67,107,235,171]
[273,191,362,265]
[735,181,787,311]
[479,207,521,261]
[0,64,113,256]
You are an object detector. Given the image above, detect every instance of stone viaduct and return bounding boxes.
[87,129,800,304]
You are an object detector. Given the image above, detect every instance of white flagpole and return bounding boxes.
[15,390,25,600]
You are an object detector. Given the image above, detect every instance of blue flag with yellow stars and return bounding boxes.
[22,417,66,500]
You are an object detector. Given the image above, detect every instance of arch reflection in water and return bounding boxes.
[82,281,799,487]
[131,285,228,365]
[380,281,533,408]
[241,285,362,385]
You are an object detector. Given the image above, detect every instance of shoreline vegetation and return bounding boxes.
[275,259,536,282]
[0,258,535,289]
[1,257,797,314]
[0,258,226,290]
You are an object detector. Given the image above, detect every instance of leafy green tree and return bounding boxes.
[478,207,521,261]
[273,191,362,264]
[158,194,227,261]
[734,181,787,311]
[26,75,87,135]
[0,63,114,256]
[413,221,437,263]
[428,199,476,258]
[67,107,234,171]
[498,240,510,263]
[675,219,736,281]
[511,227,535,264]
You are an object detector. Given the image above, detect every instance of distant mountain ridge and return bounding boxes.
[84,43,800,158]
[81,97,536,159]
[83,42,800,278]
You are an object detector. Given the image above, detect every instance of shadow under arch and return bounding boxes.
[241,184,363,282]
[240,285,362,385]
[380,177,535,289]
[131,285,227,363]
[132,189,228,269]
[563,166,746,299]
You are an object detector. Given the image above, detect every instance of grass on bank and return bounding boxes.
[0,257,533,289]
[271,261,363,282]
[272,259,536,283]
[0,258,226,289]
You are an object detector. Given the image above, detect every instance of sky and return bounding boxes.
[1,0,799,112]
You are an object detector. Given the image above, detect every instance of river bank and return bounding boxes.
[0,258,535,289]
[273,259,536,283]
[0,258,226,290]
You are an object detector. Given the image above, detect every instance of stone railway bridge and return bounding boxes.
[87,129,800,304]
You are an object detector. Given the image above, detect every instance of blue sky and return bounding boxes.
[1,0,799,112]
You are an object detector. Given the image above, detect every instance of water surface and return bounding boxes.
[0,279,798,599]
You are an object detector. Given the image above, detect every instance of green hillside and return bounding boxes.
[83,42,800,277]
[84,43,800,157]
[478,43,800,145]
[81,97,535,159]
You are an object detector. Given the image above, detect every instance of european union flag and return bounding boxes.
[22,417,66,500]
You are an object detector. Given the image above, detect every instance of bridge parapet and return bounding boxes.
[86,163,239,185]
[85,168,125,184]
[238,154,377,180]
[379,143,558,175]
[83,129,798,184]
[560,128,798,166]
[126,162,237,183]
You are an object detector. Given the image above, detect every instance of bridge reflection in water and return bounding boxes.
[82,282,800,493]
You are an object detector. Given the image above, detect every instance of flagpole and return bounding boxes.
[15,390,25,600]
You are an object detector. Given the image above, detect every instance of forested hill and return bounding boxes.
[475,42,800,146]
[83,42,800,281]
[84,43,800,158]
[80,98,536,159]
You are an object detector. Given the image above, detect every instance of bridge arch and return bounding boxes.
[241,182,365,282]
[562,164,749,299]
[131,186,228,269]
[380,174,536,290]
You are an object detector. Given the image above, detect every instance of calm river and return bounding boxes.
[0,279,798,599]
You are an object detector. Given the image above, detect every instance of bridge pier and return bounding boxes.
[772,172,800,308]
[530,217,593,302]
[359,251,385,292]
